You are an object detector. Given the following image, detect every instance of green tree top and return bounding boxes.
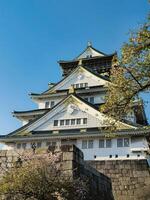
[101,13,150,121]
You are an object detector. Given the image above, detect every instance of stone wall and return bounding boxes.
[0,145,114,200]
[60,145,114,199]
[87,160,150,200]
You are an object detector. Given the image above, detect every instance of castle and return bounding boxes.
[0,42,149,161]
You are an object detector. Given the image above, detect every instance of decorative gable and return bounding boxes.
[13,94,135,136]
[77,45,105,59]
[44,66,109,94]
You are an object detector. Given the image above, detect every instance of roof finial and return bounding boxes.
[87,41,92,47]
[78,59,82,66]
[69,85,75,94]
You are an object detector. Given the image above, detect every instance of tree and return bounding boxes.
[101,14,150,121]
[0,151,89,200]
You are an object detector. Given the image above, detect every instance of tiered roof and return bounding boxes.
[0,43,149,143]
[1,93,143,143]
[58,42,116,76]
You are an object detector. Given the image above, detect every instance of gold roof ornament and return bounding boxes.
[68,85,75,94]
[78,59,82,66]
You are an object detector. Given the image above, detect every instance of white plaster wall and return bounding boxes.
[13,136,148,161]
[76,137,148,160]
[38,93,105,109]
[38,96,64,109]
[34,108,105,131]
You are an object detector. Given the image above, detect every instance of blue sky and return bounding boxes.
[0,0,149,135]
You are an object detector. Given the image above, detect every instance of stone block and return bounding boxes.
[62,152,74,161]
[61,160,73,170]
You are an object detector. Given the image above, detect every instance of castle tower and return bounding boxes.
[0,43,149,161]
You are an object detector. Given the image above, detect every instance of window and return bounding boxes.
[17,143,21,149]
[77,118,81,125]
[84,96,94,103]
[65,119,70,125]
[76,84,79,88]
[46,141,56,146]
[45,101,49,108]
[80,83,84,88]
[71,119,75,125]
[117,138,130,147]
[117,139,123,147]
[82,140,93,149]
[54,120,58,126]
[53,118,87,127]
[50,101,55,107]
[85,83,88,88]
[82,140,87,149]
[60,120,65,126]
[89,97,94,104]
[83,118,87,124]
[99,139,104,148]
[37,142,41,148]
[22,143,26,149]
[106,139,111,148]
[88,140,93,149]
[124,138,129,147]
[73,83,88,89]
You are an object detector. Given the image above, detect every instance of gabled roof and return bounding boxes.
[75,43,107,60]
[2,94,137,139]
[58,43,116,64]
[38,65,110,95]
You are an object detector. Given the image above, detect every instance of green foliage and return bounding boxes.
[0,153,89,200]
[101,13,150,120]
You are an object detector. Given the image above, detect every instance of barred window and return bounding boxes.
[65,119,70,125]
[45,101,49,108]
[89,97,94,104]
[117,139,123,147]
[50,101,55,107]
[99,140,104,148]
[60,120,65,126]
[83,118,87,124]
[54,120,58,126]
[88,140,93,149]
[77,118,81,124]
[124,138,129,147]
[106,139,112,148]
[82,140,87,149]
[71,119,75,125]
